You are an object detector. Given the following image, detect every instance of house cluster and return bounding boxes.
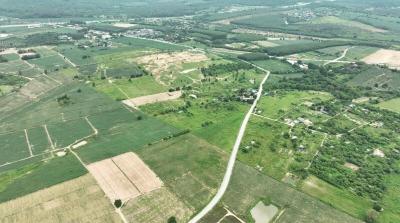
[286,9,316,22]
[284,117,313,127]
[237,88,258,103]
[124,29,161,38]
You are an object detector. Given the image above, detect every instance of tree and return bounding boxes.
[114,199,122,208]
[167,216,177,223]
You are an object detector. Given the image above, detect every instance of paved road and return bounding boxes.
[189,63,270,223]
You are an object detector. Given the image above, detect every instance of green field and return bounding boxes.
[301,175,372,220]
[252,59,297,74]
[222,162,362,223]
[0,154,87,203]
[94,75,168,100]
[26,126,51,154]
[0,131,30,166]
[137,134,227,210]
[377,97,400,113]
[76,107,180,163]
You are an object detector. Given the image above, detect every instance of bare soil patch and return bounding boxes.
[113,23,136,28]
[88,158,141,202]
[362,49,400,70]
[135,51,208,84]
[123,91,182,107]
[88,152,163,202]
[344,162,360,171]
[250,201,279,223]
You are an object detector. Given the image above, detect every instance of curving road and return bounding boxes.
[189,63,270,223]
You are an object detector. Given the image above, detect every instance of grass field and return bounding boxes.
[377,97,400,113]
[142,99,249,151]
[306,16,387,33]
[0,174,121,223]
[257,91,333,120]
[0,154,86,203]
[0,131,30,166]
[140,66,263,151]
[136,134,227,211]
[26,126,52,154]
[94,76,168,100]
[222,162,363,223]
[252,59,297,74]
[113,37,188,51]
[76,107,180,163]
[378,169,400,223]
[122,187,193,223]
[28,54,70,71]
[301,175,372,220]
[47,118,94,148]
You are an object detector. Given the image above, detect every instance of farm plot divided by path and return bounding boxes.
[87,152,163,202]
[0,117,97,170]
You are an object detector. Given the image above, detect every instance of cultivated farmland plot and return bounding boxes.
[87,152,163,202]
[0,174,121,223]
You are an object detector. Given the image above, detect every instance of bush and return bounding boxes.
[167,216,177,223]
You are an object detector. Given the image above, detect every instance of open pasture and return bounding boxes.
[94,75,168,100]
[28,53,70,71]
[76,106,180,163]
[113,37,187,51]
[222,162,363,223]
[0,154,87,202]
[136,134,227,211]
[306,16,387,33]
[377,97,400,113]
[0,59,32,74]
[0,131,31,167]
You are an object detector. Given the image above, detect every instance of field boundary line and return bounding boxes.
[24,129,33,157]
[43,125,55,157]
[110,159,141,194]
[56,51,77,67]
[85,116,98,135]
[41,73,62,85]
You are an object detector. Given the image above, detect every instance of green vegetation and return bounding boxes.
[0,154,87,202]
[222,162,362,223]
[1,1,400,222]
[377,97,400,113]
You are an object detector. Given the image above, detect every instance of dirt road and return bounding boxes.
[324,47,353,66]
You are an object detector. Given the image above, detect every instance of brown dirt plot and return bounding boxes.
[87,152,163,202]
[362,49,400,70]
[135,51,208,84]
[123,90,182,107]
